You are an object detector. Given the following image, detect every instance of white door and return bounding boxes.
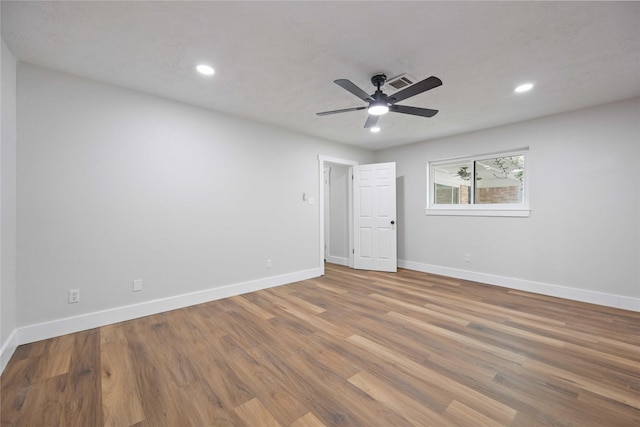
[352,162,397,272]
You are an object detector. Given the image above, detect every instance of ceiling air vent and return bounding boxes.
[385,73,417,92]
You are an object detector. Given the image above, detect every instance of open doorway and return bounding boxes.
[324,163,351,266]
[318,155,358,276]
[318,156,398,275]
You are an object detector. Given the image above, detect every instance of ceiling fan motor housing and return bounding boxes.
[371,73,387,89]
[368,74,391,115]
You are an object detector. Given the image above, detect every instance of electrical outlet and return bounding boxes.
[266,259,272,269]
[68,289,80,303]
[133,279,143,292]
[464,254,471,263]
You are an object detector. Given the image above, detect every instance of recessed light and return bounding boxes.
[370,126,381,133]
[196,64,215,76]
[515,83,534,93]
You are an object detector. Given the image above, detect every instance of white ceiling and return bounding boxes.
[2,1,639,150]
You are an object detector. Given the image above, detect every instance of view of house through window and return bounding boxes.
[430,152,526,210]
[474,155,525,204]
[433,162,472,204]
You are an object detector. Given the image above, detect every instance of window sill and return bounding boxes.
[425,208,530,217]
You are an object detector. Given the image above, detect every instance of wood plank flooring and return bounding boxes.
[2,264,639,426]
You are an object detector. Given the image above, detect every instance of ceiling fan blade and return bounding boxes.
[334,79,373,102]
[388,76,442,104]
[316,106,367,116]
[364,114,379,128]
[389,104,439,117]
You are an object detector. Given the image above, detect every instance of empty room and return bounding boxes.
[1,2,639,426]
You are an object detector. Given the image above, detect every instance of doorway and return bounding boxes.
[324,163,351,266]
[318,155,358,276]
[318,155,398,275]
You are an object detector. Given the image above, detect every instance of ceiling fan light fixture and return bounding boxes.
[368,102,389,115]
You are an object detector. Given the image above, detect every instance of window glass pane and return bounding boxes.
[433,162,472,204]
[474,155,524,204]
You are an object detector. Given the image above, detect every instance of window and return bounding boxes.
[427,149,529,217]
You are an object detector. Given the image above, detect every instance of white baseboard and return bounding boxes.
[326,255,349,267]
[15,268,322,348]
[399,260,640,312]
[4,262,637,375]
[1,329,19,373]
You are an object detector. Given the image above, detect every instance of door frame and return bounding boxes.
[318,155,358,276]
[323,166,331,261]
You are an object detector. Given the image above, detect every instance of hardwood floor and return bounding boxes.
[2,264,639,426]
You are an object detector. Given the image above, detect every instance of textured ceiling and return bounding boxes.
[2,1,639,150]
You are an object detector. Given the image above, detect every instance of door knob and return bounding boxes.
[391,220,395,225]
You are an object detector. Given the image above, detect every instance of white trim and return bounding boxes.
[425,208,530,217]
[325,256,349,267]
[398,259,640,312]
[323,166,331,261]
[348,166,354,269]
[15,268,321,346]
[318,155,358,276]
[1,329,19,373]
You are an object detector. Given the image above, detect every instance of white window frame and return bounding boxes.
[426,148,530,217]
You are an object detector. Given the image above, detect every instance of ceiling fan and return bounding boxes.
[316,73,442,129]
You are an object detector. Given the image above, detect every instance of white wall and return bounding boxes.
[375,97,640,310]
[1,37,18,370]
[16,63,372,336]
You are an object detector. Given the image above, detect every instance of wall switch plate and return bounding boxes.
[308,197,315,205]
[266,260,272,269]
[68,289,80,303]
[133,279,143,292]
[464,254,471,263]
